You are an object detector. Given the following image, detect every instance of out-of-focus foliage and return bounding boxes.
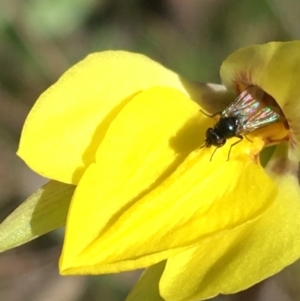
[1,0,300,300]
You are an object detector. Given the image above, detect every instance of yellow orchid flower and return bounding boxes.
[1,41,300,301]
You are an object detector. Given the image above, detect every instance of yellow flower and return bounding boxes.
[1,41,300,301]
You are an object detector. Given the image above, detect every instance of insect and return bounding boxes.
[201,85,283,161]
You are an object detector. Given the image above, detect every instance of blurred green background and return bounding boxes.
[1,0,300,300]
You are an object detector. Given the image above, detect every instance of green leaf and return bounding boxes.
[0,180,75,252]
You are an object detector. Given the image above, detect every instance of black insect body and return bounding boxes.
[202,86,283,161]
[205,116,241,148]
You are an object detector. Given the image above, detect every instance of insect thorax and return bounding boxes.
[215,116,239,138]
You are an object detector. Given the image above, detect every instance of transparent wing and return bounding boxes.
[221,86,263,119]
[236,106,280,134]
[221,86,281,134]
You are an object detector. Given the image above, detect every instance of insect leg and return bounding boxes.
[210,147,219,161]
[244,134,252,143]
[200,142,207,149]
[227,135,243,161]
[200,110,220,118]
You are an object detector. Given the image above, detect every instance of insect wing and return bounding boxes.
[221,86,281,134]
[236,106,280,134]
[221,86,262,119]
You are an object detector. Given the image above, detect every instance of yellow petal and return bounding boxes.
[60,88,277,275]
[159,143,300,301]
[59,86,199,273]
[220,41,300,159]
[17,51,201,184]
[0,181,74,252]
[125,262,166,301]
